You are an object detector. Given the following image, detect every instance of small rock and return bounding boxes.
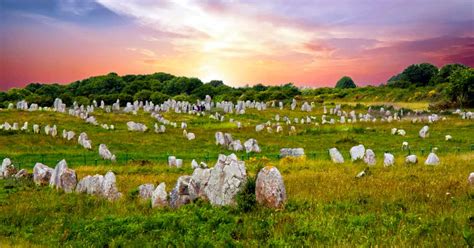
[138,184,155,200]
[424,152,440,165]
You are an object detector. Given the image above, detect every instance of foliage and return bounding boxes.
[335,76,357,89]
[447,67,474,108]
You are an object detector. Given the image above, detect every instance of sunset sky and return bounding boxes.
[1,0,473,91]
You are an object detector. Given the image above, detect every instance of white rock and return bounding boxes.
[33,163,53,185]
[424,153,440,165]
[151,182,168,208]
[445,135,452,141]
[255,166,286,208]
[383,153,395,167]
[419,125,429,138]
[138,184,155,199]
[244,139,260,153]
[363,149,376,166]
[350,145,365,161]
[329,148,344,163]
[405,155,418,164]
[469,172,474,186]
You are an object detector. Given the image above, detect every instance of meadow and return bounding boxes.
[0,101,473,247]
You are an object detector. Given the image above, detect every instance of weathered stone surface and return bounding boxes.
[280,148,305,158]
[255,124,265,132]
[383,153,395,167]
[419,125,429,138]
[329,148,344,163]
[244,139,261,153]
[424,152,440,165]
[168,156,177,167]
[350,145,365,161]
[469,172,474,186]
[33,163,53,185]
[191,159,199,169]
[138,184,155,199]
[255,166,286,208]
[169,176,197,208]
[49,159,68,188]
[15,169,28,179]
[102,171,122,201]
[405,155,418,164]
[151,182,168,208]
[363,149,376,166]
[215,132,225,145]
[99,144,115,161]
[203,154,247,206]
[1,158,17,178]
[190,167,211,198]
[229,140,243,151]
[127,121,148,132]
[59,168,77,193]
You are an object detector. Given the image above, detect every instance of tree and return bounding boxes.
[433,64,468,84]
[150,92,170,104]
[402,63,438,86]
[134,90,152,101]
[335,76,357,89]
[447,68,474,108]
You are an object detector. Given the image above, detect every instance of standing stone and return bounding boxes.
[255,166,287,208]
[190,167,211,198]
[469,172,474,186]
[169,176,197,208]
[203,154,247,206]
[363,149,376,166]
[405,155,418,164]
[33,163,53,185]
[59,168,77,193]
[49,160,68,188]
[383,153,395,167]
[1,158,17,178]
[151,182,168,208]
[244,139,261,153]
[168,156,177,167]
[138,184,155,200]
[424,153,440,165]
[102,171,122,201]
[329,148,344,163]
[350,145,365,161]
[419,125,429,138]
[191,159,199,169]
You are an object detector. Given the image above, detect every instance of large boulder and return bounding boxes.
[151,182,168,208]
[203,154,247,206]
[215,132,225,146]
[49,160,77,193]
[350,145,365,161]
[190,167,211,198]
[363,149,376,166]
[1,158,17,178]
[329,148,344,163]
[419,125,429,139]
[138,184,155,200]
[33,163,53,185]
[424,153,440,165]
[49,160,68,188]
[127,121,148,132]
[255,166,287,208]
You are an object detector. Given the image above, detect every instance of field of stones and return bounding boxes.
[1,97,473,247]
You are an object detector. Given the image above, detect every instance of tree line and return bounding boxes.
[0,63,472,108]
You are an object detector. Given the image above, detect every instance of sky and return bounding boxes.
[0,0,473,91]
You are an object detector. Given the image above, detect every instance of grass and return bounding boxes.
[0,102,473,247]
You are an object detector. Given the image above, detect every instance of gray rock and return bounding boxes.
[244,139,261,153]
[255,166,286,208]
[419,125,429,138]
[350,145,365,161]
[190,167,211,198]
[280,148,305,158]
[329,148,344,163]
[138,184,155,199]
[424,152,440,165]
[169,176,198,208]
[15,169,28,179]
[363,149,376,166]
[151,182,168,208]
[33,163,53,185]
[405,155,418,164]
[59,168,77,193]
[49,159,68,188]
[203,154,247,206]
[102,171,122,201]
[469,172,474,186]
[383,153,395,167]
[1,158,17,178]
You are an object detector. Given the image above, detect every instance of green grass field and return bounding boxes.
[1,103,473,247]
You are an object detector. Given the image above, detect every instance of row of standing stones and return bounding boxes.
[0,154,288,209]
